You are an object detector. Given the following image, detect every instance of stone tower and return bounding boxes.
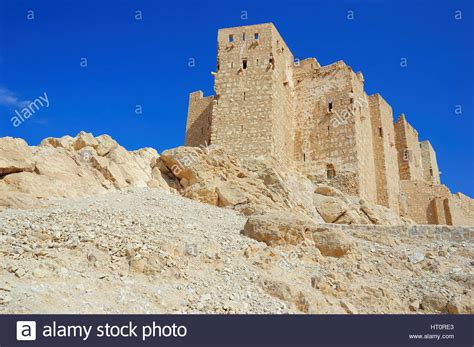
[420,141,440,184]
[186,23,295,163]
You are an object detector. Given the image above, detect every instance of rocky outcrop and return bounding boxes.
[157,146,411,229]
[0,132,169,210]
[0,138,35,176]
[0,135,412,229]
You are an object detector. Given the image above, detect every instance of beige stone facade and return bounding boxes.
[186,23,473,226]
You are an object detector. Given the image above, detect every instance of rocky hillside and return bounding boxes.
[1,132,410,227]
[0,133,472,314]
[0,188,472,314]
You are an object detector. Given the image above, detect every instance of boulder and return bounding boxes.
[421,293,448,312]
[184,184,218,205]
[314,195,348,223]
[40,135,74,149]
[314,184,345,198]
[216,185,248,207]
[0,137,35,175]
[96,134,118,156]
[243,212,316,246]
[311,227,352,257]
[72,131,99,151]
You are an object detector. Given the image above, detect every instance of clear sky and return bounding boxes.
[0,0,473,196]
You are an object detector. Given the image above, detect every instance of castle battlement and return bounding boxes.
[185,23,473,226]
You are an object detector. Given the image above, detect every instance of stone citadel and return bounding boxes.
[186,23,473,225]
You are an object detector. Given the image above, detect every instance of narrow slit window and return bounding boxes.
[328,102,333,112]
[379,127,383,137]
[430,168,433,176]
[243,92,246,100]
[327,164,336,179]
[303,153,306,162]
[242,33,246,40]
[242,59,248,69]
[229,34,234,42]
[255,33,259,40]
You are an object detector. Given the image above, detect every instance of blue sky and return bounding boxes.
[0,0,473,196]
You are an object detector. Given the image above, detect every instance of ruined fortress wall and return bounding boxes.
[448,193,474,226]
[292,58,320,165]
[420,141,441,184]
[352,75,377,204]
[399,181,474,225]
[292,60,377,203]
[431,198,451,225]
[293,61,360,196]
[210,24,276,157]
[400,180,452,224]
[368,94,400,212]
[394,115,424,181]
[185,23,473,226]
[269,25,295,164]
[185,91,214,147]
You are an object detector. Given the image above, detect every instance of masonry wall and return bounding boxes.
[394,114,424,181]
[420,141,441,184]
[269,26,295,164]
[400,180,474,225]
[293,61,360,197]
[185,91,214,147]
[210,23,293,162]
[353,75,377,204]
[368,93,400,212]
[448,193,474,226]
[400,180,452,224]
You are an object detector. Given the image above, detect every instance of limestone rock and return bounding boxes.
[243,212,316,246]
[96,134,118,156]
[0,137,35,175]
[40,135,74,149]
[0,133,167,209]
[216,185,248,207]
[314,195,348,223]
[408,252,425,264]
[72,131,99,151]
[421,293,448,312]
[184,184,218,205]
[314,184,345,198]
[311,228,352,257]
[340,300,358,314]
[447,295,473,314]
